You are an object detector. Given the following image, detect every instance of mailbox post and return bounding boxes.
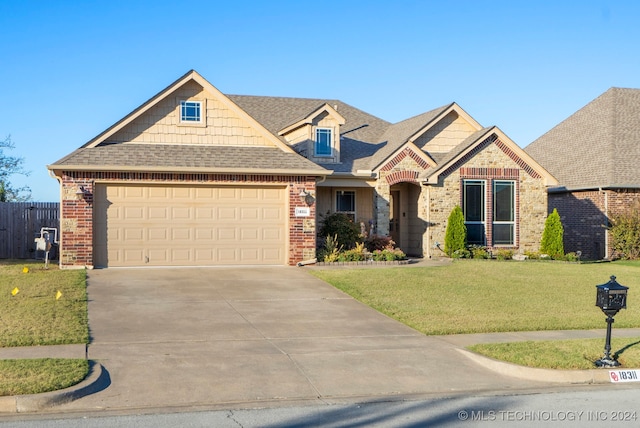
[595,275,628,367]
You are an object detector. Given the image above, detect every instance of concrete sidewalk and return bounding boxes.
[2,265,638,414]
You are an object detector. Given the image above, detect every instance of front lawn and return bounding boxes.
[0,261,89,347]
[0,261,90,396]
[309,260,640,335]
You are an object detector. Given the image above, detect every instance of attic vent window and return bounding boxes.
[180,100,202,123]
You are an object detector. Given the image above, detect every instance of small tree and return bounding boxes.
[540,208,564,258]
[610,206,640,260]
[0,135,31,201]
[444,205,466,256]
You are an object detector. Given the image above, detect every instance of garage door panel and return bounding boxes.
[124,228,144,241]
[217,228,237,240]
[94,184,286,267]
[218,207,237,220]
[240,207,259,220]
[263,207,282,220]
[148,248,169,263]
[240,228,259,240]
[148,228,168,241]
[124,206,145,219]
[124,249,145,263]
[262,228,282,241]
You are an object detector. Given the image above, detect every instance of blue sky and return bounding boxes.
[2,0,639,201]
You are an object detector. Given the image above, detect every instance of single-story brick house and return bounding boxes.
[525,87,640,260]
[48,70,556,268]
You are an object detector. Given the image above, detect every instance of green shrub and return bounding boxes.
[494,249,514,260]
[610,206,640,260]
[524,250,540,260]
[469,245,490,259]
[338,242,367,262]
[318,212,362,250]
[564,252,580,262]
[372,248,406,261]
[452,248,471,259]
[444,206,466,257]
[319,234,342,262]
[540,208,564,258]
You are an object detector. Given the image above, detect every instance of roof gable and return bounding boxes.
[278,103,346,136]
[425,127,557,185]
[371,103,482,171]
[525,87,640,189]
[83,70,294,153]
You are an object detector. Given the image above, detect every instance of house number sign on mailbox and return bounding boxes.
[295,207,310,217]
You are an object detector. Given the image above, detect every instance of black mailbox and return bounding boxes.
[595,275,629,367]
[596,275,628,317]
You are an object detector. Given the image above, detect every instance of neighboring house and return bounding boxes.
[525,87,640,260]
[48,70,556,268]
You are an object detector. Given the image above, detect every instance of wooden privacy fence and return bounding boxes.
[0,202,60,259]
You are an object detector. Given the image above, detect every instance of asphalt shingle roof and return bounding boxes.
[50,144,327,173]
[525,87,640,190]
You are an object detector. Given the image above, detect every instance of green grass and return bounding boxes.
[310,260,640,335]
[0,261,90,396]
[469,337,640,370]
[0,359,89,396]
[0,261,89,347]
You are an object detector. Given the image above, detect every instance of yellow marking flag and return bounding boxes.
[56,290,63,300]
[22,266,29,273]
[11,287,19,296]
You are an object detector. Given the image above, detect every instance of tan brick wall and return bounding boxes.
[109,81,275,146]
[58,172,316,267]
[427,141,548,256]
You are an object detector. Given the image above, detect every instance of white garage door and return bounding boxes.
[93,184,287,267]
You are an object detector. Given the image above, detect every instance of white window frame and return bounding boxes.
[177,99,206,126]
[315,127,333,157]
[463,179,486,245]
[492,180,516,246]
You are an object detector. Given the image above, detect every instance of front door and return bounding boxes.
[389,190,400,245]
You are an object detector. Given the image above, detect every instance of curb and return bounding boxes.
[457,348,612,384]
[0,361,109,413]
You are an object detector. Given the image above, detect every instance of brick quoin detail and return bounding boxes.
[386,170,420,185]
[380,147,431,172]
[60,171,317,267]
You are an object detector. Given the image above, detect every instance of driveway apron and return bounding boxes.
[59,267,545,411]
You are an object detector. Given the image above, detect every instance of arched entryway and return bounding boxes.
[389,182,424,257]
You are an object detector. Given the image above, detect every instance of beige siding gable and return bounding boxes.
[415,111,477,155]
[108,81,277,147]
[283,111,342,163]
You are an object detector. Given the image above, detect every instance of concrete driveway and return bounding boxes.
[59,266,546,412]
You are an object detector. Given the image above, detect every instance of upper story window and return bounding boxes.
[315,128,332,156]
[180,100,202,123]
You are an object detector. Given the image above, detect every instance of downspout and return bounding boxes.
[601,187,609,259]
[425,184,431,258]
[48,169,63,268]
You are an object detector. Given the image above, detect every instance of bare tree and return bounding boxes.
[0,135,31,201]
